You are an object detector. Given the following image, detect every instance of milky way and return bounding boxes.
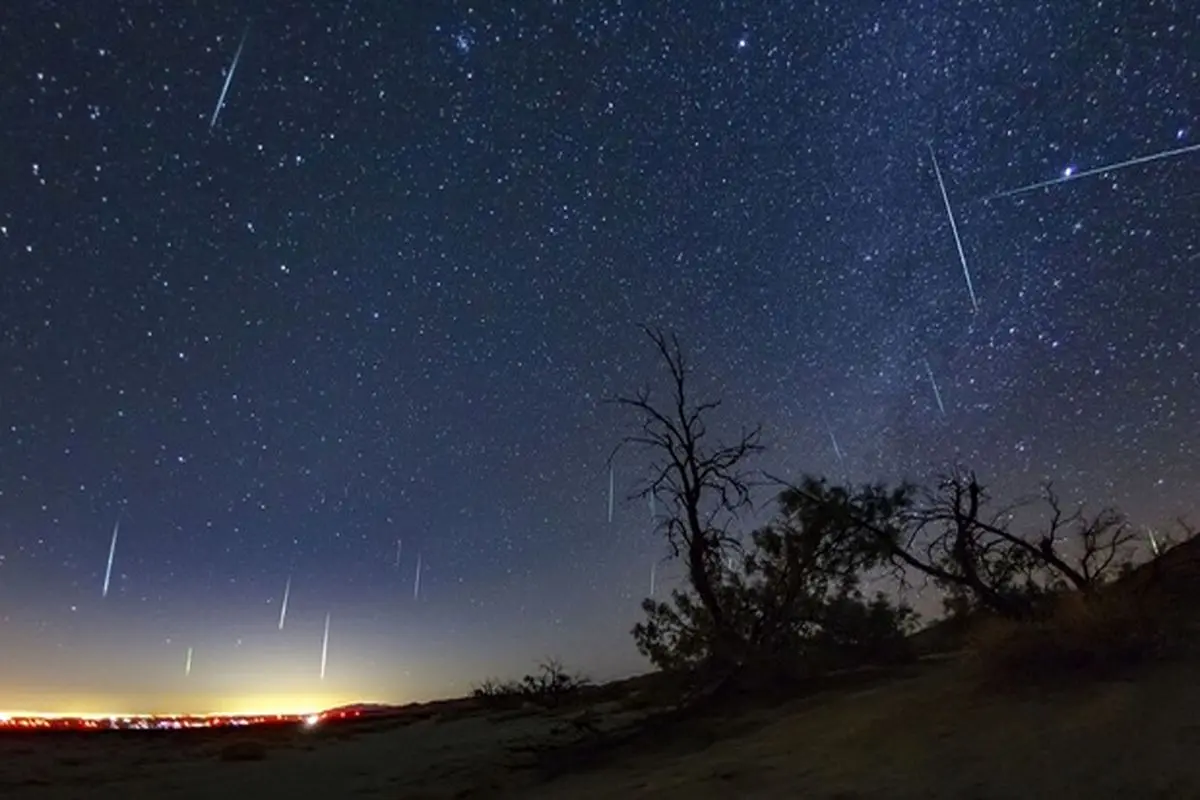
[0,1,1195,713]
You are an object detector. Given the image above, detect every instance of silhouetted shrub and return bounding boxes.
[472,678,521,698]
[518,658,591,707]
[472,659,591,710]
[632,505,917,680]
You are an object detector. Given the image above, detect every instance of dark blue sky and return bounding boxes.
[0,0,1196,714]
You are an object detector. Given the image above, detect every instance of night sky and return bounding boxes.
[1,1,1196,715]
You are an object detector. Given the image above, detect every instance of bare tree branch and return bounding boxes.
[763,470,1146,621]
[611,326,763,662]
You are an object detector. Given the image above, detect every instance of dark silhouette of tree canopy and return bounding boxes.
[611,333,1185,686]
[631,487,916,674]
[615,328,914,677]
[774,471,1142,621]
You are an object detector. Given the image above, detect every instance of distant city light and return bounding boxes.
[0,708,360,733]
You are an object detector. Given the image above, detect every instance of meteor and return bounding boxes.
[185,647,193,677]
[1146,527,1162,556]
[608,464,615,523]
[102,516,120,598]
[209,24,250,131]
[987,142,1200,201]
[924,358,946,416]
[823,417,845,466]
[413,553,422,600]
[928,144,979,314]
[278,576,291,630]
[320,613,331,680]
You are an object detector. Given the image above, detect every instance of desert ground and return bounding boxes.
[4,651,1200,799]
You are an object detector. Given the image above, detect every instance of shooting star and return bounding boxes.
[924,358,946,416]
[185,647,193,677]
[649,561,657,597]
[987,142,1200,201]
[1146,527,1162,556]
[608,464,615,523]
[394,537,403,568]
[649,491,657,521]
[823,418,845,467]
[413,553,422,600]
[278,576,291,630]
[320,613,331,680]
[102,515,120,598]
[928,144,979,314]
[209,24,250,131]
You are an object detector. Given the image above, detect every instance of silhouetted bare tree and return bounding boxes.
[777,471,1142,621]
[612,327,763,665]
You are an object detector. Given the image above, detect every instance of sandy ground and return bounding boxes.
[5,658,1200,798]
[524,661,1200,799]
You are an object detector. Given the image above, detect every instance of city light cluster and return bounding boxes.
[0,709,362,732]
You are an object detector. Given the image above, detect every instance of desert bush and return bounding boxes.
[472,659,591,709]
[471,678,526,710]
[472,678,522,698]
[969,588,1181,686]
[633,516,916,680]
[518,658,591,707]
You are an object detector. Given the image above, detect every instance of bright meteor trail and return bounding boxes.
[928,144,980,314]
[278,576,291,630]
[924,358,946,416]
[209,25,250,131]
[987,142,1200,200]
[102,516,119,598]
[320,612,330,680]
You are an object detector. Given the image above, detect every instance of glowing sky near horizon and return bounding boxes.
[0,1,1197,715]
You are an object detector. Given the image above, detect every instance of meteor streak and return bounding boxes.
[394,537,402,568]
[278,576,291,630]
[823,418,845,466]
[320,613,330,680]
[924,359,946,416]
[608,464,615,523]
[102,516,120,598]
[928,144,979,313]
[209,24,250,131]
[413,553,422,600]
[987,142,1200,201]
[185,647,193,677]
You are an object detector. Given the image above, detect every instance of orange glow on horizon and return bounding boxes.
[0,694,378,721]
[0,706,377,732]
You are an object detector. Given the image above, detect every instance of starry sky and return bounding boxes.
[0,0,1196,715]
